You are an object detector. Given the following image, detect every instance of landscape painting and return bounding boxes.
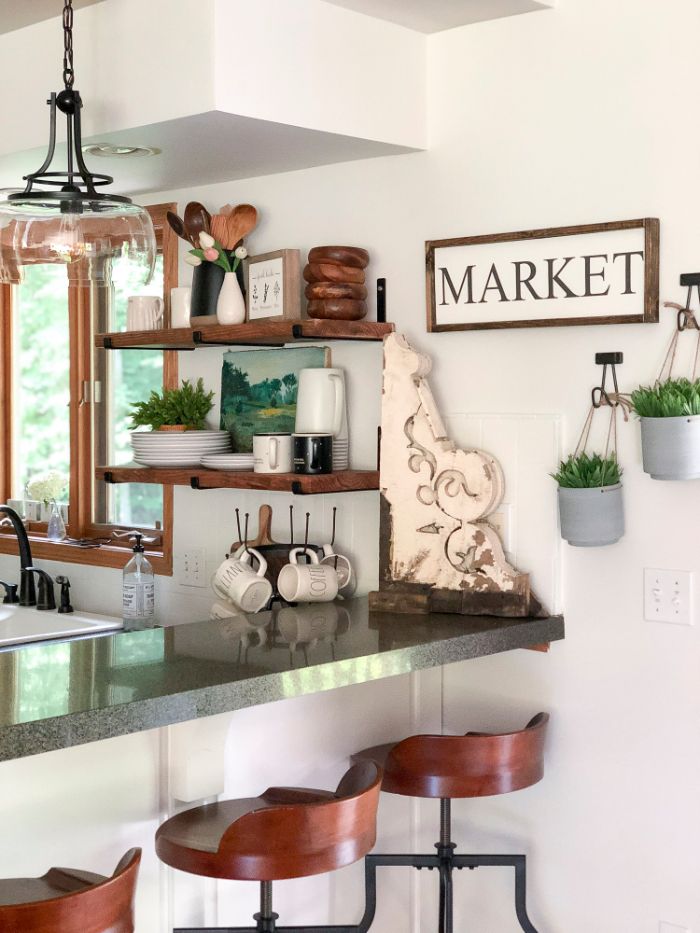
[220,346,330,451]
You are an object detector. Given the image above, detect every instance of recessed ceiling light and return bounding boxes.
[81,143,162,158]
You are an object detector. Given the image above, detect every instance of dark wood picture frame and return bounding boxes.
[426,218,660,332]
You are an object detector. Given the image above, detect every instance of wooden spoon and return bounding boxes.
[166,211,193,245]
[210,214,228,245]
[184,201,212,248]
[224,204,258,251]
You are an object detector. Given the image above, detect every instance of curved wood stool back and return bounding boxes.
[0,848,141,933]
[356,712,548,799]
[156,760,381,882]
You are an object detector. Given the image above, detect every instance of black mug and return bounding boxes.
[293,434,333,474]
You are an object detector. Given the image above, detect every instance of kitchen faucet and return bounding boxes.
[0,504,39,607]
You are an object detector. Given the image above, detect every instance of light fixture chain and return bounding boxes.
[62,0,74,89]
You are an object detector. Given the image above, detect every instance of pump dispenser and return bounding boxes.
[122,533,155,627]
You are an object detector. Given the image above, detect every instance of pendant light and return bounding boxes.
[0,0,156,286]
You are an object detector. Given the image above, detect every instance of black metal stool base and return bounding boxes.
[361,799,540,933]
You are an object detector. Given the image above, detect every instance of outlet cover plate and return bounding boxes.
[644,568,693,626]
[181,547,206,588]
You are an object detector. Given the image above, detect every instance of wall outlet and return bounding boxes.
[181,548,206,587]
[644,569,693,626]
[659,923,690,933]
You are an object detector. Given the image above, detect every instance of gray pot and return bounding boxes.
[640,415,700,480]
[558,483,624,547]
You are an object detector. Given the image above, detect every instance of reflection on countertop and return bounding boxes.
[0,597,564,762]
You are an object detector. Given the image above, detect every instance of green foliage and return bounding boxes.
[630,378,700,418]
[551,452,622,488]
[129,378,214,431]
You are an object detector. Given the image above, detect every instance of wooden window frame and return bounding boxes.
[0,202,178,575]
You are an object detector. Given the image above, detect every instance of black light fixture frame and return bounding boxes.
[6,0,133,214]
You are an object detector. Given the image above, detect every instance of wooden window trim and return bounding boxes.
[0,203,178,575]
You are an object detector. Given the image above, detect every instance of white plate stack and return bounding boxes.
[131,431,231,467]
[200,452,255,471]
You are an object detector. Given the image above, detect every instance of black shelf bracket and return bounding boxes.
[103,471,115,484]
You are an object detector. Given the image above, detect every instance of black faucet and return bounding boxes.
[0,505,36,607]
[25,568,56,611]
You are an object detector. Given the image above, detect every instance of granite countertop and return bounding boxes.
[0,597,564,762]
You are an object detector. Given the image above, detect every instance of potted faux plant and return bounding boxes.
[552,452,624,547]
[630,378,700,480]
[129,378,214,432]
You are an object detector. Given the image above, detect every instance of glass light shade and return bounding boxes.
[0,197,156,287]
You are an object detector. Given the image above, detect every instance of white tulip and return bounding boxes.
[235,246,248,260]
[199,232,215,249]
[184,253,202,267]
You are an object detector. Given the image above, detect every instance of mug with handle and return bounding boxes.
[278,547,339,603]
[320,543,356,598]
[127,295,164,331]
[253,433,293,474]
[211,546,272,613]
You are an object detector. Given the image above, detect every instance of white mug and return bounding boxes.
[278,547,339,603]
[320,543,356,598]
[211,546,272,613]
[127,295,164,331]
[253,433,293,474]
[170,287,192,328]
[295,368,347,436]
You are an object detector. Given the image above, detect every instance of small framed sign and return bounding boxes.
[246,249,301,322]
[426,218,659,332]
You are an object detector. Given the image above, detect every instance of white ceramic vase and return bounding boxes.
[216,272,246,325]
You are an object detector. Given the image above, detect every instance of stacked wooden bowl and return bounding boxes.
[304,246,369,320]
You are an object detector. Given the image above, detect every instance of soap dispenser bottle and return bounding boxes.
[122,533,155,627]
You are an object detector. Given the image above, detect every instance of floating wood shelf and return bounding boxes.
[95,320,394,350]
[96,466,379,495]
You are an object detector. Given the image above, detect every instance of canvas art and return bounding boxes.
[220,346,330,451]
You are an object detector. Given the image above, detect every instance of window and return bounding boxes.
[0,203,178,573]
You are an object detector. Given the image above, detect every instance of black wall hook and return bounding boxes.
[592,352,623,408]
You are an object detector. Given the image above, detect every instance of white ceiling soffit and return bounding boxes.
[0,0,105,35]
[320,0,555,33]
[0,111,416,196]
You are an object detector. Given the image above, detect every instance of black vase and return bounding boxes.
[191,262,224,318]
[190,258,247,319]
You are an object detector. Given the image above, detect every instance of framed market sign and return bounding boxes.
[426,218,659,332]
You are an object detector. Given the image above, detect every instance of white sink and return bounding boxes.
[0,604,123,648]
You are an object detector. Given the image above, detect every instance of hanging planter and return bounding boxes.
[552,355,627,547]
[631,381,700,480]
[554,454,624,547]
[631,298,700,480]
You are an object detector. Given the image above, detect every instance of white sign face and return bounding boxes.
[427,220,658,331]
[248,256,285,320]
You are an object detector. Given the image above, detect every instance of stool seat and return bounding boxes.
[156,761,381,882]
[0,849,140,933]
[352,713,548,798]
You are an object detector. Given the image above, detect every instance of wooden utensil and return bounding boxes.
[184,201,212,248]
[224,204,258,251]
[304,262,365,285]
[219,203,235,216]
[308,246,369,269]
[210,214,228,245]
[307,298,367,321]
[166,211,193,245]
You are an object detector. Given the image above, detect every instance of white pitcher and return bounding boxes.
[126,295,163,331]
[295,368,347,437]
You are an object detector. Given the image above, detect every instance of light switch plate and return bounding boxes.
[659,922,690,933]
[644,569,693,625]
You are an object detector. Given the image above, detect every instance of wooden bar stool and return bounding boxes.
[0,848,141,933]
[156,761,382,933]
[353,713,549,933]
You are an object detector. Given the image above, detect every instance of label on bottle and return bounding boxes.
[123,582,155,619]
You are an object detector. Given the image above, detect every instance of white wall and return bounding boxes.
[1,0,699,930]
